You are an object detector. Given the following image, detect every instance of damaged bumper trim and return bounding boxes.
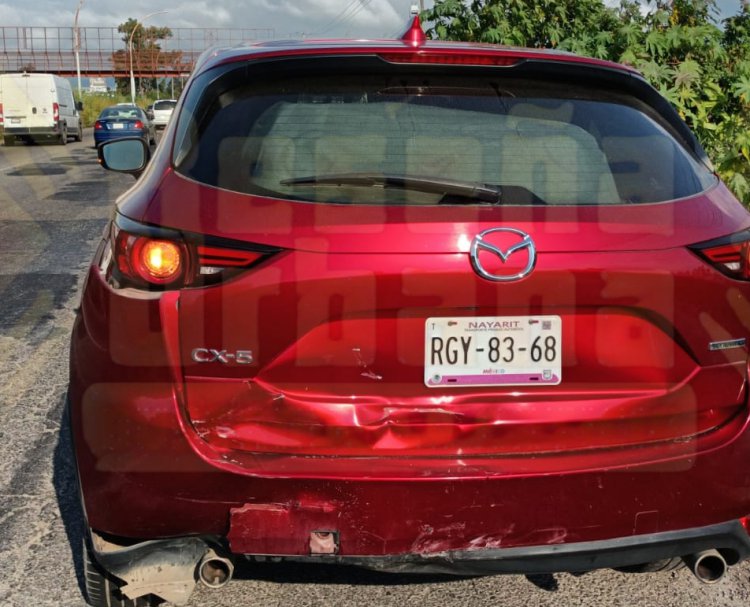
[246,520,750,576]
[84,519,750,602]
[91,533,213,605]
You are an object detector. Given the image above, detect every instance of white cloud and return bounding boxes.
[0,0,419,38]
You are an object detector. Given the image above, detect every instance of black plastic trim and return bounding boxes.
[4,126,60,135]
[87,518,750,577]
[259,520,750,576]
[114,213,282,255]
[690,228,750,251]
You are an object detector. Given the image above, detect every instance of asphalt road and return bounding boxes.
[0,131,749,607]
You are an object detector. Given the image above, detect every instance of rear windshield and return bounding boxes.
[174,64,715,206]
[100,107,141,119]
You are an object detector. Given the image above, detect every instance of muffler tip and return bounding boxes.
[198,552,234,589]
[684,549,727,584]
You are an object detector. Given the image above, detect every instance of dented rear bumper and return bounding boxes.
[93,519,750,578]
[70,369,750,559]
[69,266,750,562]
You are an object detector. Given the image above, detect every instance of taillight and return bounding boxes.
[116,232,187,286]
[693,230,750,280]
[0,102,4,125]
[53,102,59,122]
[196,245,265,271]
[741,515,750,535]
[108,217,278,290]
[94,120,103,130]
[133,120,144,129]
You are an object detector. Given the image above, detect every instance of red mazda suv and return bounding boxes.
[71,17,750,606]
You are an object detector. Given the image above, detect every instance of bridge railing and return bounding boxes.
[0,26,275,77]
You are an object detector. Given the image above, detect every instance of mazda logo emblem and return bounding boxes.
[469,227,537,282]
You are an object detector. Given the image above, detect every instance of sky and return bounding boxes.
[0,0,745,40]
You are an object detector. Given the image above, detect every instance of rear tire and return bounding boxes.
[59,125,68,145]
[3,135,14,147]
[75,123,83,142]
[83,538,161,607]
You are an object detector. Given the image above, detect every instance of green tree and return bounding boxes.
[422,0,618,48]
[422,0,750,205]
[112,18,174,98]
[715,5,750,198]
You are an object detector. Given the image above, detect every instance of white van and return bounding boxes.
[0,73,83,146]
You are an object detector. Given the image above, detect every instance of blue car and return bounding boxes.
[94,104,156,147]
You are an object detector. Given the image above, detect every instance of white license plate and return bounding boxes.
[10,118,20,124]
[112,123,125,129]
[425,316,562,388]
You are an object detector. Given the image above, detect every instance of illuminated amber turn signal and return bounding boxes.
[139,239,183,280]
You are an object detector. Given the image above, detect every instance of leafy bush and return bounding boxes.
[423,0,750,205]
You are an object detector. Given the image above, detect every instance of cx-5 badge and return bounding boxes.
[470,227,537,282]
[191,348,254,364]
[709,338,747,351]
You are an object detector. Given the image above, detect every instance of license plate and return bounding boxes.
[425,316,562,387]
[112,123,125,129]
[10,118,20,124]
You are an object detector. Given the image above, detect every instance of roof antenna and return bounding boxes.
[401,6,427,46]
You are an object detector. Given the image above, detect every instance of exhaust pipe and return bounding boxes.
[198,550,235,589]
[683,549,727,584]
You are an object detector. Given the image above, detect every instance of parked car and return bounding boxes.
[0,72,83,146]
[74,15,750,607]
[151,98,177,128]
[93,104,155,147]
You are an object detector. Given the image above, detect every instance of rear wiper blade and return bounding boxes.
[280,172,502,203]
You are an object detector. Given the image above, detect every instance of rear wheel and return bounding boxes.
[3,135,14,147]
[75,123,83,142]
[59,124,68,145]
[83,538,161,607]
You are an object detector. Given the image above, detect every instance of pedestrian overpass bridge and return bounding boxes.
[0,26,275,78]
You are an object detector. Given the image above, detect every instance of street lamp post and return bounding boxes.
[129,10,167,105]
[73,0,84,99]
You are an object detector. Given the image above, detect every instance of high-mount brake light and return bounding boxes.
[693,231,750,280]
[379,53,521,67]
[109,220,278,290]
